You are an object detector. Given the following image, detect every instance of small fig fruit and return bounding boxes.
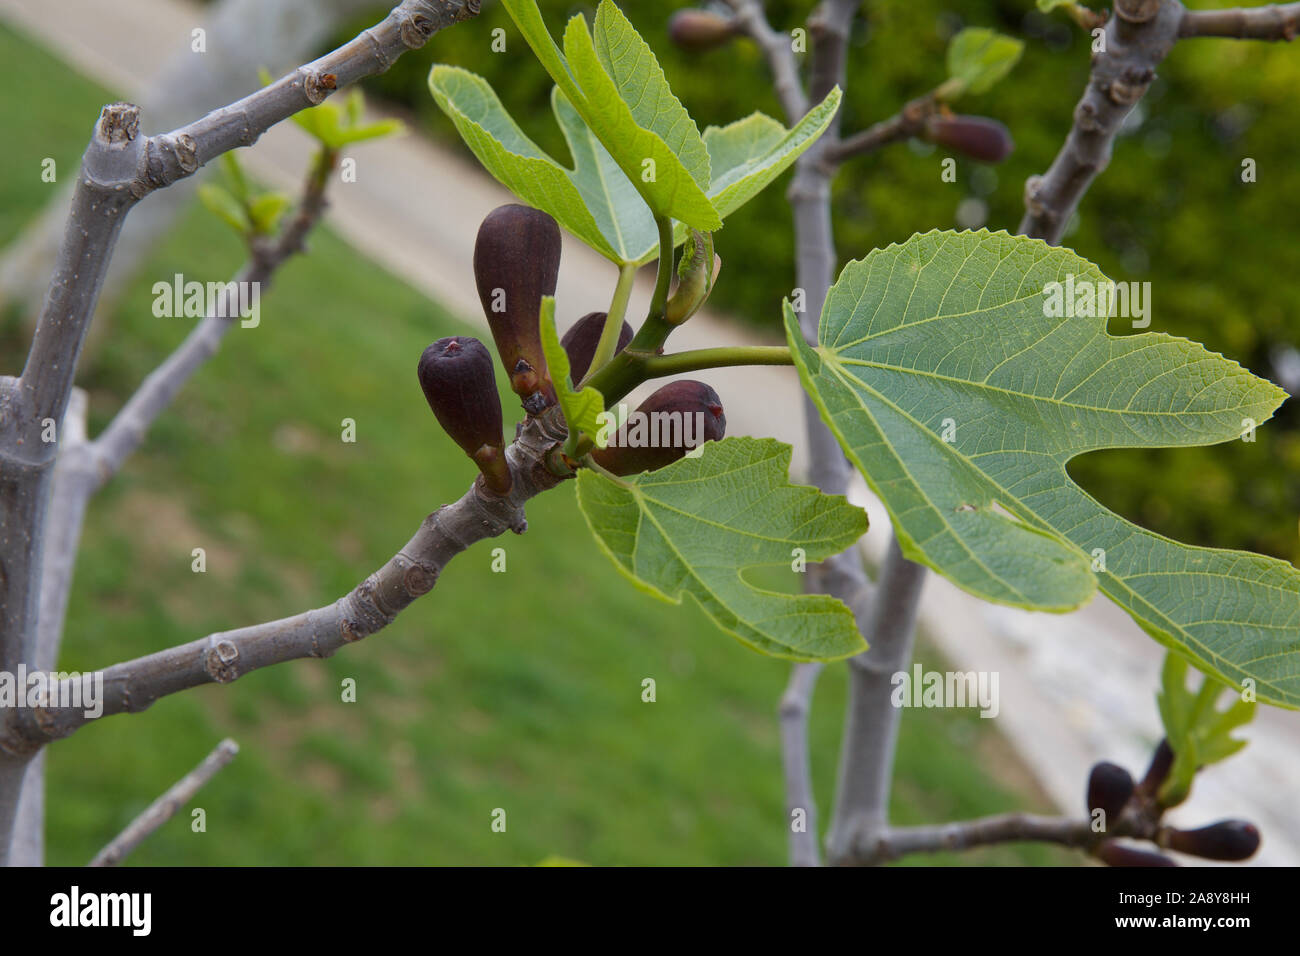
[1163,820,1261,862]
[1086,761,1135,826]
[668,10,737,52]
[1138,737,1174,797]
[473,204,562,413]
[591,380,725,476]
[561,311,633,383]
[1096,841,1177,867]
[417,336,511,495]
[924,115,1014,163]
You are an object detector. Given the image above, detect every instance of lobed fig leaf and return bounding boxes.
[788,229,1298,707]
[576,437,869,660]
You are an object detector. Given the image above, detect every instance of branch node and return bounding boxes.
[205,638,242,683]
[1115,0,1160,25]
[301,69,337,105]
[1023,175,1046,217]
[401,562,438,596]
[97,103,140,145]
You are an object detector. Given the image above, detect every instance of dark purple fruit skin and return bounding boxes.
[1087,762,1135,825]
[561,311,633,383]
[473,204,561,408]
[417,336,510,494]
[668,10,736,51]
[1138,738,1175,797]
[924,115,1014,163]
[592,380,725,476]
[1164,821,1261,861]
[1097,842,1177,867]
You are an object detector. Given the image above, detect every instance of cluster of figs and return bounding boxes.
[417,204,725,495]
[1085,739,1261,865]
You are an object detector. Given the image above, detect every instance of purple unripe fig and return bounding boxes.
[591,380,726,476]
[1163,821,1261,861]
[1138,737,1174,797]
[1087,761,1135,824]
[924,115,1014,163]
[473,203,561,413]
[561,311,633,383]
[1096,841,1177,867]
[668,9,737,52]
[417,336,511,495]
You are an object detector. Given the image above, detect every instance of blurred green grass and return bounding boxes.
[1,21,1073,866]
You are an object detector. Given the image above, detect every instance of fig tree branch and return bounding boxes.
[721,0,810,123]
[823,92,939,167]
[91,148,337,487]
[1179,2,1300,40]
[1019,0,1191,244]
[15,0,480,453]
[0,411,567,756]
[825,537,928,863]
[9,150,341,867]
[772,0,931,871]
[842,813,1098,864]
[780,661,824,866]
[0,0,481,865]
[87,738,240,867]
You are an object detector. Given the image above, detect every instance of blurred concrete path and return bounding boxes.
[5,0,1297,864]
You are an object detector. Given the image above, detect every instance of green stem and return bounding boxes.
[581,454,631,487]
[582,263,638,387]
[627,216,678,354]
[585,345,794,407]
[642,346,793,378]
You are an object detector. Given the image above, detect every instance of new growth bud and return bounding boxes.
[473,204,562,413]
[924,115,1014,163]
[666,230,716,326]
[1162,821,1261,862]
[1087,761,1135,823]
[417,336,511,495]
[562,311,633,383]
[592,380,726,476]
[668,9,737,52]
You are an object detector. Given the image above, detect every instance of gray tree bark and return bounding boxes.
[0,0,383,323]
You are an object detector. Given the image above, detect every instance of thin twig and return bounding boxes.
[1179,2,1300,40]
[722,0,810,123]
[88,739,240,867]
[823,92,938,167]
[780,662,824,866]
[1018,0,1184,243]
[0,410,568,755]
[777,0,902,870]
[91,149,336,485]
[0,0,481,865]
[850,813,1096,864]
[825,534,927,865]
